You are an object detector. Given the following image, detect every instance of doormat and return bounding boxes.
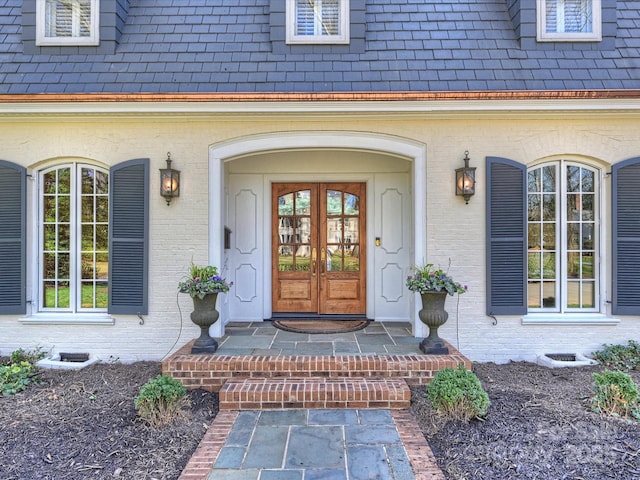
[272,319,370,334]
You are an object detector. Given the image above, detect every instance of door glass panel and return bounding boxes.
[296,217,311,243]
[327,217,341,244]
[278,245,294,271]
[278,193,294,215]
[344,218,359,244]
[295,190,311,215]
[328,248,342,271]
[326,190,342,214]
[345,247,359,271]
[344,193,359,214]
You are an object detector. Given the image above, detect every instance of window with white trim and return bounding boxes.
[286,0,349,44]
[537,0,601,41]
[527,161,599,312]
[39,164,109,312]
[36,0,100,46]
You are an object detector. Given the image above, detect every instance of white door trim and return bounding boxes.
[209,131,427,336]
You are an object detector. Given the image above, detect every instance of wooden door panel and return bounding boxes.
[279,280,312,300]
[272,183,317,313]
[319,183,366,315]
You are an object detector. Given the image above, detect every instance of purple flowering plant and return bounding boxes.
[406,264,467,296]
[178,262,232,299]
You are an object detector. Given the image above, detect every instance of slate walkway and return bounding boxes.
[211,409,414,479]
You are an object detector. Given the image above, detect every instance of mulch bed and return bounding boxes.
[411,362,640,480]
[0,361,217,480]
[1,359,640,479]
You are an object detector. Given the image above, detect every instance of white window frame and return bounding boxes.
[537,0,601,42]
[286,0,350,44]
[526,160,602,315]
[37,163,109,314]
[36,0,100,46]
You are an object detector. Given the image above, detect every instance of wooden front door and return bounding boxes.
[272,182,366,315]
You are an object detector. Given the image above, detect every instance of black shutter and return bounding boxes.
[0,161,26,314]
[108,159,149,315]
[486,157,527,315]
[612,157,640,315]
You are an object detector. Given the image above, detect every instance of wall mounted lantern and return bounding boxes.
[160,152,180,205]
[455,150,476,204]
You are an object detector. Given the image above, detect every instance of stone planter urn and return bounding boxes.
[190,292,220,354]
[418,291,450,354]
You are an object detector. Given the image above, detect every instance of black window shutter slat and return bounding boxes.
[612,157,640,315]
[109,158,149,315]
[0,160,26,314]
[486,157,527,315]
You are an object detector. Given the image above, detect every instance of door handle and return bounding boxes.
[320,248,326,274]
[311,248,317,276]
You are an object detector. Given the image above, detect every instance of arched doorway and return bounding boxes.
[208,132,427,337]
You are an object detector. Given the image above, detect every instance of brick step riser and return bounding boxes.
[219,377,411,410]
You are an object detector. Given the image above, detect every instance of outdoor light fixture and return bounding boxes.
[455,150,476,204]
[160,152,180,205]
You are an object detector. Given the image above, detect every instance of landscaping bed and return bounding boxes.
[1,360,639,479]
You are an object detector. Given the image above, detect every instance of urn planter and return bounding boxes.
[190,293,220,354]
[418,291,450,355]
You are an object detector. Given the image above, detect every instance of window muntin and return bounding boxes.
[40,164,109,312]
[527,161,599,312]
[286,0,349,44]
[36,0,100,46]
[537,0,601,41]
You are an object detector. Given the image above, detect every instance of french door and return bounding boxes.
[272,182,366,315]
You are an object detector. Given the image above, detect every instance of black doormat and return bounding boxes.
[271,319,370,334]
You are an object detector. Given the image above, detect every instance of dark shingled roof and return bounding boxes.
[0,0,639,95]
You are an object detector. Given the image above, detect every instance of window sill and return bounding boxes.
[521,313,620,326]
[19,313,115,326]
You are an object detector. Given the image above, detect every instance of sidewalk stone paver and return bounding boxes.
[208,409,415,479]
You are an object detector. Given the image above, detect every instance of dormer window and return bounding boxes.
[537,0,601,42]
[36,0,100,46]
[286,0,349,44]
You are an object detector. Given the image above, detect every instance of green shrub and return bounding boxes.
[592,340,640,371]
[426,364,490,421]
[135,374,189,427]
[591,370,640,419]
[0,361,35,396]
[10,347,46,366]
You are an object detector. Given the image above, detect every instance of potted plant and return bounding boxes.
[406,264,467,354]
[178,262,232,354]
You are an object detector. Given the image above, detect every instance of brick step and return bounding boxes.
[163,346,471,392]
[219,377,411,410]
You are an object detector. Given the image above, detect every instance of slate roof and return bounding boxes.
[0,0,639,95]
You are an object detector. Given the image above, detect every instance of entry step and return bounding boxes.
[219,377,411,410]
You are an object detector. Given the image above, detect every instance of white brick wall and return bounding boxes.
[1,113,639,363]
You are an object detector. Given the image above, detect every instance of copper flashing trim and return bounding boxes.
[0,90,639,103]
